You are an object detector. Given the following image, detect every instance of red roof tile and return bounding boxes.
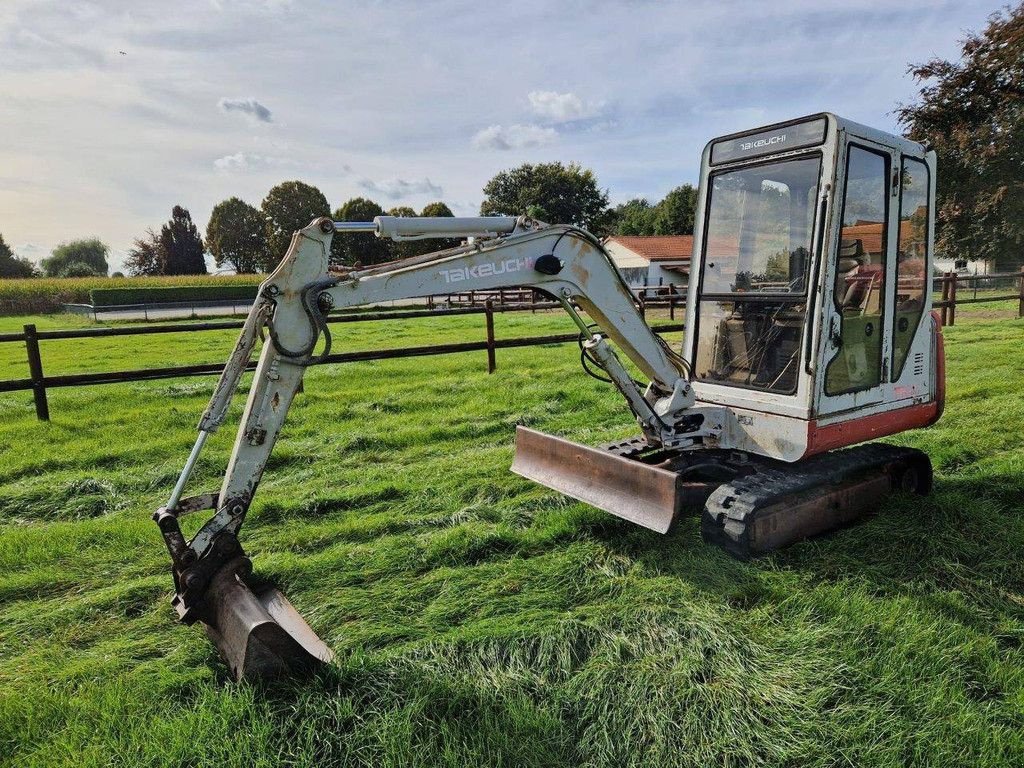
[842,220,922,255]
[607,235,693,262]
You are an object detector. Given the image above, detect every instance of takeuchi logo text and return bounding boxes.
[440,256,534,283]
[739,133,786,152]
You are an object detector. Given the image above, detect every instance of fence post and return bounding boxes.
[1019,268,1024,319]
[948,272,958,327]
[939,272,950,326]
[484,299,496,373]
[24,324,50,422]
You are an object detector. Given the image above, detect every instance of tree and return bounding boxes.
[897,4,1024,270]
[261,181,331,264]
[420,201,454,218]
[480,162,611,233]
[206,197,269,273]
[610,185,697,236]
[0,233,38,278]
[158,206,207,275]
[613,198,657,235]
[652,184,697,235]
[333,197,392,265]
[55,261,104,278]
[124,229,162,276]
[41,238,109,277]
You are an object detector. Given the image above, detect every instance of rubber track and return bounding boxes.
[702,442,930,559]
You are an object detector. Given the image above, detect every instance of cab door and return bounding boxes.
[816,137,897,415]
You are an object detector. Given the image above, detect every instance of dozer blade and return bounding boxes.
[511,426,681,533]
[200,556,335,682]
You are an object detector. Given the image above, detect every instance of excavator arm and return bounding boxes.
[153,215,700,680]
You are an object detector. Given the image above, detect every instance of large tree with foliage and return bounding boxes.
[206,197,269,273]
[613,198,657,235]
[261,181,331,263]
[897,4,1024,270]
[652,184,697,235]
[41,238,109,277]
[0,233,37,278]
[158,206,207,275]
[124,229,162,277]
[333,197,392,265]
[480,162,611,233]
[611,184,697,237]
[421,201,454,218]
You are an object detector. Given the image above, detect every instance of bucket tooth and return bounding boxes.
[200,556,335,681]
[511,426,681,533]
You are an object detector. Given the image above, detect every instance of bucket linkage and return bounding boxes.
[153,490,334,681]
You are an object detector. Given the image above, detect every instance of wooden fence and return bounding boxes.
[0,300,685,422]
[3,271,1020,422]
[933,269,1024,326]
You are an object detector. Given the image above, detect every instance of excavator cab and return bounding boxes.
[686,113,941,461]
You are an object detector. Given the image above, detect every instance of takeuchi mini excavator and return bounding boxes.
[154,113,945,680]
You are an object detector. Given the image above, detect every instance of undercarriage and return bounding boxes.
[513,426,932,558]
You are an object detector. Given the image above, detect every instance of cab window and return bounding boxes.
[892,157,929,378]
[694,155,821,394]
[825,146,889,395]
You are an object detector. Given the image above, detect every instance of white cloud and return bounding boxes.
[13,242,45,261]
[358,177,443,199]
[218,97,272,122]
[213,152,283,171]
[471,124,558,151]
[527,90,605,123]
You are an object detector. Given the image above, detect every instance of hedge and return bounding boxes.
[90,284,259,307]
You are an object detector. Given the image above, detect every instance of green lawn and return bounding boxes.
[0,309,1023,767]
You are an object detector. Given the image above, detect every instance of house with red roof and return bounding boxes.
[604,235,693,289]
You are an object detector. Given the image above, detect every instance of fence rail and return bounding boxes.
[3,272,1020,422]
[932,269,1024,326]
[0,299,684,422]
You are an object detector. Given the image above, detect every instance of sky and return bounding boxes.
[0,0,996,273]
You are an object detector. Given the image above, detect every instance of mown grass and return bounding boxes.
[0,309,1022,767]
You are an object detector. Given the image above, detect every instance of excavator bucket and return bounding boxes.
[511,426,681,533]
[197,557,335,681]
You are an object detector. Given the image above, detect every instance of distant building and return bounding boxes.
[933,256,997,275]
[604,235,692,288]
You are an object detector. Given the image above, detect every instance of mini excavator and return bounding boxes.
[154,114,944,680]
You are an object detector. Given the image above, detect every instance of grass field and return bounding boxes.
[1,308,1023,767]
